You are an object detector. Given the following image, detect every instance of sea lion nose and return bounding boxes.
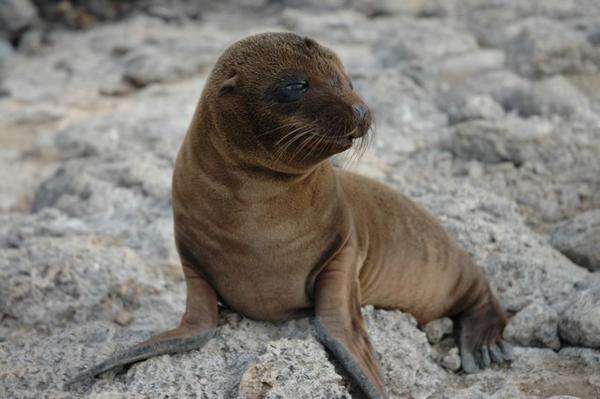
[352,103,369,123]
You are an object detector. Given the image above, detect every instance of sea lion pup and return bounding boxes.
[67,32,513,398]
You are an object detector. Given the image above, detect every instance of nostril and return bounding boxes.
[352,103,369,122]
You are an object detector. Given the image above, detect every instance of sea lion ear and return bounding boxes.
[218,74,238,97]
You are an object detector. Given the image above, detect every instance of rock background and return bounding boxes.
[1,0,600,398]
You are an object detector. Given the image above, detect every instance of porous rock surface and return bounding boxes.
[1,1,600,398]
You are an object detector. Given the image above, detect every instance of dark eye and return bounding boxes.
[273,80,309,103]
[285,82,308,91]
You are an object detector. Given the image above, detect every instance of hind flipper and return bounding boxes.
[456,291,511,374]
[65,265,218,386]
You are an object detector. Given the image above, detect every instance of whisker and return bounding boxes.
[277,128,314,163]
[288,130,316,162]
[257,123,298,138]
[274,125,307,147]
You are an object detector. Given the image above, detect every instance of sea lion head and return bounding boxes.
[201,32,372,173]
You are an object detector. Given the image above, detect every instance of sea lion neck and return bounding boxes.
[193,100,320,175]
[178,106,327,204]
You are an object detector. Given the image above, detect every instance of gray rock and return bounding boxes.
[351,0,426,17]
[438,94,505,124]
[550,210,600,271]
[375,18,478,68]
[236,338,350,398]
[17,28,43,54]
[445,117,553,165]
[451,69,533,114]
[0,208,89,248]
[440,347,461,371]
[123,46,194,87]
[360,70,449,161]
[435,49,506,84]
[363,308,447,398]
[480,74,591,118]
[504,17,600,78]
[574,272,600,291]
[432,346,599,398]
[269,0,347,11]
[529,76,590,117]
[419,0,462,18]
[558,287,600,348]
[279,9,375,44]
[0,0,37,39]
[422,317,453,344]
[0,149,57,213]
[0,307,445,399]
[503,301,560,350]
[0,38,14,64]
[0,235,159,336]
[32,157,176,263]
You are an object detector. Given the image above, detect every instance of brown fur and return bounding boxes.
[67,33,511,398]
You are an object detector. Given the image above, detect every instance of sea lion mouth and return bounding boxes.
[304,133,355,152]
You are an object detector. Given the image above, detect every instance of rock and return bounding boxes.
[0,149,57,213]
[0,208,89,248]
[113,310,133,326]
[123,46,189,87]
[503,301,560,350]
[419,0,462,18]
[374,19,478,68]
[0,38,14,64]
[504,17,600,78]
[445,117,553,166]
[529,76,590,117]
[0,235,158,336]
[351,0,426,17]
[451,69,533,114]
[32,0,138,28]
[359,70,449,161]
[550,210,600,271]
[422,317,453,344]
[438,94,505,124]
[32,156,176,263]
[236,338,349,398]
[279,9,374,44]
[440,346,600,398]
[435,49,506,84]
[558,287,600,348]
[17,28,43,54]
[480,74,590,118]
[0,0,37,39]
[441,347,461,371]
[574,272,600,291]
[269,0,347,11]
[363,308,446,398]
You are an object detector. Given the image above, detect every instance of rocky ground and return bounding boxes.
[1,0,600,398]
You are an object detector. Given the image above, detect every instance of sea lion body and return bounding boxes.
[174,141,478,325]
[68,33,512,399]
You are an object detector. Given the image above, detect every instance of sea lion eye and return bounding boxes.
[285,82,309,91]
[273,80,309,103]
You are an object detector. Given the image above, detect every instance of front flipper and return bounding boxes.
[313,246,387,399]
[65,265,218,386]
